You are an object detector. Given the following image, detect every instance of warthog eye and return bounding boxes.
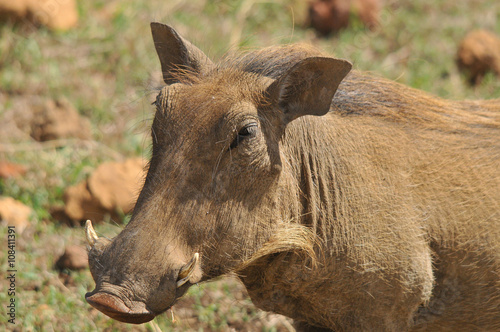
[229,123,258,150]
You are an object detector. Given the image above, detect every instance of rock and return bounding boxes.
[0,0,78,31]
[457,29,500,85]
[0,96,91,144]
[32,0,79,31]
[88,158,145,214]
[0,197,32,234]
[0,0,29,21]
[0,161,27,179]
[58,158,146,225]
[55,245,88,270]
[62,181,114,225]
[308,0,380,36]
[0,97,36,144]
[309,0,350,35]
[355,0,379,30]
[30,98,91,142]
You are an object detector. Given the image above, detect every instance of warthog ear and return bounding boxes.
[150,22,213,84]
[268,57,352,122]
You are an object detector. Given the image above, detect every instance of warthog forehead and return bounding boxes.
[153,83,266,146]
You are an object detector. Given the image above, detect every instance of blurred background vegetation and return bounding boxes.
[0,0,499,331]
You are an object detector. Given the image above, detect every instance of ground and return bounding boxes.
[0,0,499,331]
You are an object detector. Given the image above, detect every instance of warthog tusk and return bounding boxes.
[85,220,99,247]
[177,253,199,287]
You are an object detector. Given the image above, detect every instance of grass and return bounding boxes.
[0,0,499,331]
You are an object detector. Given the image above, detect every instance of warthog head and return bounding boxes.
[85,22,351,324]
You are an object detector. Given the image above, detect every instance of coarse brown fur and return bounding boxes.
[86,23,500,331]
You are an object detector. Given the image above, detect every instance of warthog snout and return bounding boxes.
[85,291,155,324]
[84,220,202,323]
[85,221,155,323]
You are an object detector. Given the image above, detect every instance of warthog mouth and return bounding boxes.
[85,291,156,324]
[85,220,201,324]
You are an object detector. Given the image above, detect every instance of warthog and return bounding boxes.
[85,23,500,331]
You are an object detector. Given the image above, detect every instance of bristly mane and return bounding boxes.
[170,42,499,138]
[222,43,323,79]
[229,44,499,137]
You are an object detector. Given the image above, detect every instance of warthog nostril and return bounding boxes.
[85,292,155,324]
